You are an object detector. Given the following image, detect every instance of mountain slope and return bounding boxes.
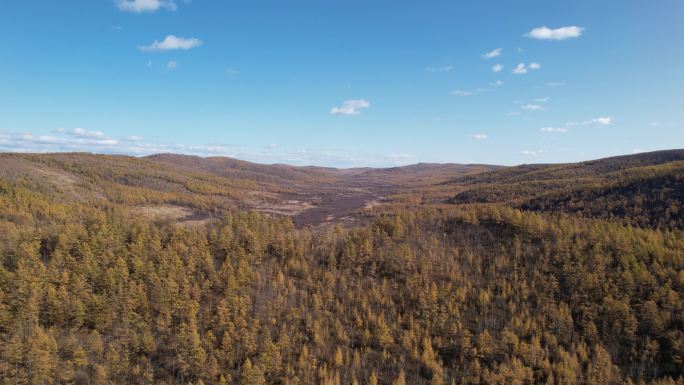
[450,149,684,185]
[447,150,684,230]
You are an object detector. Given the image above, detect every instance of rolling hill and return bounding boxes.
[1,150,683,385]
[0,152,496,227]
[448,150,684,230]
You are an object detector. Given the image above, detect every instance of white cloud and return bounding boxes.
[592,117,612,125]
[10,129,121,150]
[482,48,502,59]
[2,129,421,167]
[520,149,549,157]
[513,62,541,75]
[116,0,176,13]
[534,97,550,102]
[492,64,503,73]
[513,63,527,74]
[330,99,370,115]
[566,117,613,126]
[139,35,203,52]
[520,150,545,156]
[470,134,488,140]
[55,127,107,139]
[451,90,473,97]
[522,104,544,111]
[426,66,454,72]
[71,128,105,138]
[451,86,494,96]
[540,127,568,133]
[492,80,504,87]
[167,60,177,69]
[525,26,584,40]
[271,149,419,167]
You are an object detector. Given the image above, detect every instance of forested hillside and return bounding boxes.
[449,150,684,231]
[1,151,683,385]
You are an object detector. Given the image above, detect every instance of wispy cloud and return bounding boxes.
[116,0,176,13]
[566,117,613,126]
[64,128,107,139]
[547,81,566,87]
[534,97,550,102]
[426,65,454,72]
[470,134,488,140]
[540,127,568,133]
[492,64,503,73]
[520,149,548,157]
[513,63,527,74]
[139,35,203,52]
[592,117,612,125]
[522,104,544,111]
[330,99,370,115]
[513,62,541,74]
[451,90,473,97]
[525,26,584,40]
[4,129,121,151]
[0,129,419,168]
[482,48,502,59]
[492,80,504,87]
[167,60,178,69]
[647,120,675,127]
[451,86,492,96]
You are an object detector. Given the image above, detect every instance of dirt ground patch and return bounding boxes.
[136,205,214,227]
[290,189,388,227]
[254,199,316,216]
[138,205,193,221]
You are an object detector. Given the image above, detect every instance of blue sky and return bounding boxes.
[1,0,683,167]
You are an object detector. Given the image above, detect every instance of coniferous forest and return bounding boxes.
[1,151,683,385]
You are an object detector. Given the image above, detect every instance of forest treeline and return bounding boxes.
[1,151,684,384]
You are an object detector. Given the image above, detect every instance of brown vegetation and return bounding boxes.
[0,150,683,385]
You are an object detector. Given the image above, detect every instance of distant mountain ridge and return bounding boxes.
[0,152,498,226]
[1,149,683,228]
